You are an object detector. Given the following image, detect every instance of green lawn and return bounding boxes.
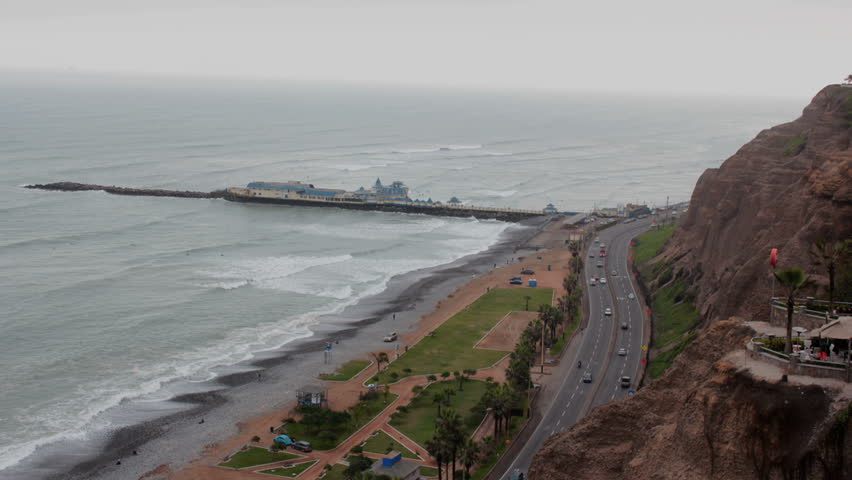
[361,430,419,459]
[218,446,300,469]
[420,466,439,478]
[651,279,698,347]
[633,225,675,277]
[389,380,490,448]
[259,461,318,478]
[320,464,347,480]
[376,288,553,384]
[319,360,371,381]
[285,392,399,450]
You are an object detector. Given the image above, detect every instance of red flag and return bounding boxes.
[770,248,778,268]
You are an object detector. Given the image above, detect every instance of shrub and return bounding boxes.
[403,368,412,374]
[389,372,399,380]
[351,445,364,454]
[251,435,261,443]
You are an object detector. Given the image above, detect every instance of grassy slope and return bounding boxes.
[219,446,300,469]
[632,225,698,379]
[376,288,553,383]
[319,360,371,381]
[389,380,489,448]
[361,429,418,458]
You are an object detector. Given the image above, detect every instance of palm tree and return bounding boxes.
[435,409,464,480]
[811,240,849,315]
[426,437,449,480]
[845,74,852,85]
[432,391,447,415]
[774,268,811,354]
[459,439,481,479]
[523,295,532,311]
[372,352,389,376]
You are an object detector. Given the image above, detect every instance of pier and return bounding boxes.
[25,181,555,222]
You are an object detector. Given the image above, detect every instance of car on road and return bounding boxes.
[383,332,398,342]
[612,270,618,276]
[589,278,596,286]
[600,243,606,248]
[618,348,627,356]
[595,237,600,243]
[520,268,535,275]
[589,253,595,258]
[582,372,593,383]
[510,469,525,480]
[600,278,607,284]
[620,322,628,330]
[291,441,313,452]
[620,376,631,388]
[604,308,612,316]
[509,276,523,285]
[628,293,635,300]
[596,262,603,268]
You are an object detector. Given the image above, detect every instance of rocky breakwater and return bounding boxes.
[661,85,852,322]
[25,182,227,199]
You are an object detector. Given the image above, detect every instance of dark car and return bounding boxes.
[520,268,535,275]
[620,376,631,388]
[509,276,523,285]
[582,372,593,383]
[620,322,628,330]
[291,441,313,452]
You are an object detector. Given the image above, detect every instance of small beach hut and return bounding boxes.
[296,385,328,408]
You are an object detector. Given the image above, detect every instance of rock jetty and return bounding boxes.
[25,182,227,199]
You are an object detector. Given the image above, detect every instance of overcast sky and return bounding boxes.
[0,0,848,97]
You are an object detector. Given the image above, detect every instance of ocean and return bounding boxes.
[0,72,803,478]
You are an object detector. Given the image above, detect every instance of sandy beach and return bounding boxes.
[161,217,579,480]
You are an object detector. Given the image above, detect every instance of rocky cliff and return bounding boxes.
[527,86,852,479]
[528,320,851,480]
[664,85,852,322]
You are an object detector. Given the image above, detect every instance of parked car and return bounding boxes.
[618,348,627,356]
[620,376,631,388]
[509,276,523,285]
[621,322,628,330]
[582,372,593,383]
[520,268,535,275]
[604,308,612,316]
[383,332,398,342]
[292,441,313,452]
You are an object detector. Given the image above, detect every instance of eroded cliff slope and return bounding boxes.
[665,85,852,321]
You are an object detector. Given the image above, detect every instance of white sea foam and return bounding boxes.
[393,144,483,154]
[474,189,518,198]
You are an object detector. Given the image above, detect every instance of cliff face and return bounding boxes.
[527,86,852,479]
[665,85,852,321]
[528,321,851,480]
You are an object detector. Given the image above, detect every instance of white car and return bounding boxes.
[604,308,612,316]
[589,278,596,286]
[600,278,607,284]
[383,332,398,342]
[618,348,627,356]
[628,293,635,300]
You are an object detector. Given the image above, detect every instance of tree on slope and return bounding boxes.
[811,239,850,315]
[774,268,811,354]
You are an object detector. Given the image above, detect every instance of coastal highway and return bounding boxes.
[495,218,652,479]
